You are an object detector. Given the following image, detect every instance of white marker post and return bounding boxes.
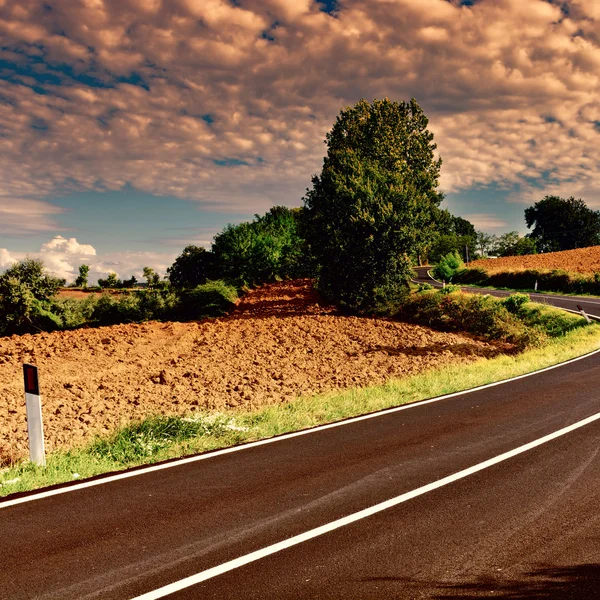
[577,304,592,324]
[23,364,46,466]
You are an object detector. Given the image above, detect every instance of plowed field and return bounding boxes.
[1,280,509,464]
[469,245,600,275]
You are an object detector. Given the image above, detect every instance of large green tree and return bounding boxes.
[303,98,443,312]
[525,196,600,252]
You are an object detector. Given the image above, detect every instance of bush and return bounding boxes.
[90,293,141,326]
[49,296,97,329]
[397,288,541,348]
[0,259,65,335]
[135,288,178,321]
[176,280,238,320]
[502,293,530,314]
[432,251,464,282]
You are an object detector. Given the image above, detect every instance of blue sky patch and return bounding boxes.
[214,158,249,167]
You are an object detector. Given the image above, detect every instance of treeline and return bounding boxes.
[0,206,311,336]
[167,205,311,289]
[0,259,239,337]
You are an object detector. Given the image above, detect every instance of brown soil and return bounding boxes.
[469,245,600,275]
[1,280,509,464]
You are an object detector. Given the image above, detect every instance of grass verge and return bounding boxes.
[2,322,600,499]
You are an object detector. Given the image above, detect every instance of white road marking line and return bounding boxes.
[2,345,600,510]
[131,410,600,599]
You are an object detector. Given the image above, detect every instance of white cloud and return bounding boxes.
[0,248,17,269]
[0,237,175,284]
[41,235,97,256]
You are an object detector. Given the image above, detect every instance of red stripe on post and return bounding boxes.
[23,364,40,395]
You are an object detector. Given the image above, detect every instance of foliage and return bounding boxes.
[525,195,600,252]
[416,282,434,292]
[454,265,600,296]
[398,289,539,347]
[453,267,488,285]
[495,232,537,257]
[50,296,97,329]
[143,267,161,288]
[176,280,238,319]
[475,231,498,257]
[90,293,140,325]
[98,272,120,289]
[0,258,64,335]
[167,245,217,289]
[399,288,585,348]
[304,97,443,312]
[121,275,138,289]
[432,251,464,282]
[502,293,530,314]
[427,210,476,264]
[75,264,89,288]
[211,206,309,286]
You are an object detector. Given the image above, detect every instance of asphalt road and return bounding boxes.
[413,266,600,318]
[2,346,600,598]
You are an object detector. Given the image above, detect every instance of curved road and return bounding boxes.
[2,343,600,598]
[413,266,600,318]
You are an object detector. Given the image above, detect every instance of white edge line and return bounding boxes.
[3,341,600,510]
[131,409,600,599]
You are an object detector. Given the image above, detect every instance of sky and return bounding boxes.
[1,0,600,283]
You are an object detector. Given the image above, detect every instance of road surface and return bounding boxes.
[2,345,600,598]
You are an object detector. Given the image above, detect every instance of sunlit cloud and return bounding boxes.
[0,0,599,221]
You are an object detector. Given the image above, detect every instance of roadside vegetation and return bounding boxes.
[2,322,598,497]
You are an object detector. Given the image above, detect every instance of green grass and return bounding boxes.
[2,323,600,498]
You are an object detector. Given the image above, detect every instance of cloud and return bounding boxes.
[0,198,66,235]
[0,248,17,269]
[41,235,96,255]
[0,0,599,216]
[0,236,175,284]
[463,214,509,230]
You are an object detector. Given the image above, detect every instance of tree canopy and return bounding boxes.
[525,196,600,252]
[303,97,443,312]
[167,245,217,289]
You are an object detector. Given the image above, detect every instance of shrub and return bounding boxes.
[502,293,530,314]
[0,259,65,335]
[49,296,97,329]
[432,251,464,282]
[397,288,541,348]
[439,284,461,294]
[176,280,238,320]
[416,282,434,292]
[135,288,178,321]
[90,293,141,326]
